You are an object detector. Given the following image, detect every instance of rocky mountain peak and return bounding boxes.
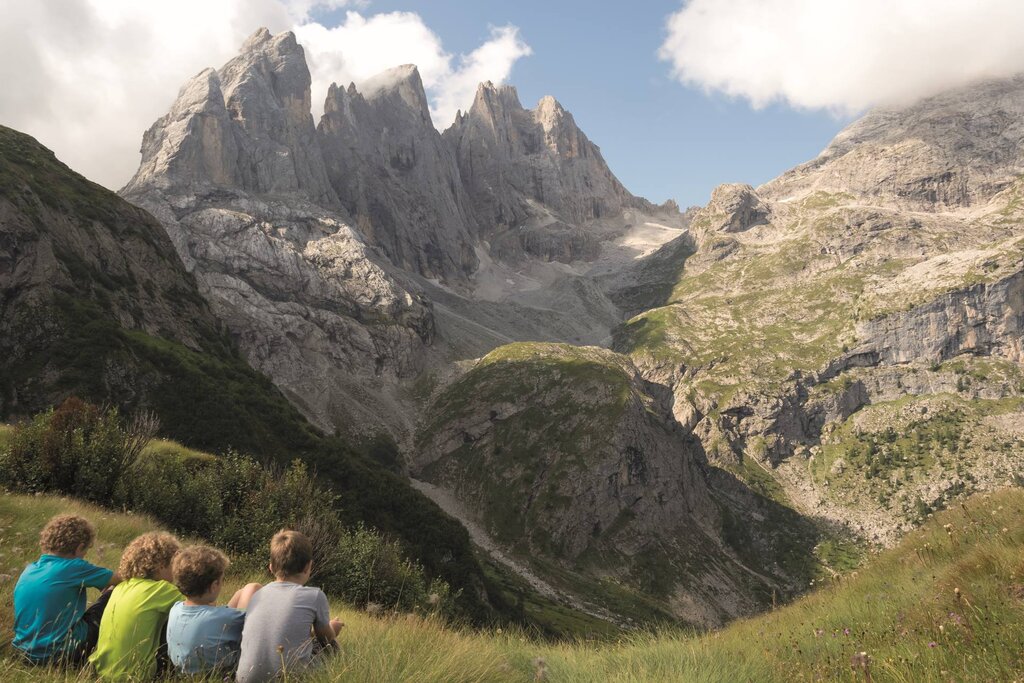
[124,28,335,205]
[357,64,431,123]
[317,64,479,280]
[764,74,1024,210]
[241,26,273,51]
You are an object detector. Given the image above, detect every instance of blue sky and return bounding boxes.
[316,1,851,209]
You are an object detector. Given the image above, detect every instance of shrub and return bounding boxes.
[0,397,156,503]
[116,454,224,537]
[316,522,453,615]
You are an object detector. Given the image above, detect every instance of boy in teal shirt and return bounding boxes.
[13,514,120,665]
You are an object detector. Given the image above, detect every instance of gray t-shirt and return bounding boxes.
[235,582,331,683]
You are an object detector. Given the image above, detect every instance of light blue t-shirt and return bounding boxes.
[12,555,113,662]
[167,602,246,675]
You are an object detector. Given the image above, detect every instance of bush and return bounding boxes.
[0,397,156,503]
[116,453,224,538]
[312,522,453,614]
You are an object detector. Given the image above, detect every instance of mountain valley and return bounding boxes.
[3,27,1023,633]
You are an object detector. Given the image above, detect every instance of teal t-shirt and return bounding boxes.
[12,555,113,662]
[167,602,245,674]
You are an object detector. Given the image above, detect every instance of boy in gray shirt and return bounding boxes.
[236,531,343,682]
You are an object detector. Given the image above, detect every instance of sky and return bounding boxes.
[3,0,1023,209]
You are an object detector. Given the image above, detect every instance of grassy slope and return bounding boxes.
[5,491,1023,679]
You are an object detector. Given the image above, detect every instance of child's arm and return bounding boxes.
[106,572,123,587]
[311,592,340,649]
[313,620,340,649]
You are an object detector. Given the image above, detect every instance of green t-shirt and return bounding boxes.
[89,578,184,681]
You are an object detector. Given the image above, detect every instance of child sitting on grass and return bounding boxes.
[12,514,120,665]
[88,531,183,681]
[166,545,262,675]
[236,530,343,683]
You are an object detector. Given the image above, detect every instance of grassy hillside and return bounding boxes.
[6,487,1019,678]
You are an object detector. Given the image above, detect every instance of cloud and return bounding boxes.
[659,0,1024,114]
[0,1,529,190]
[295,14,530,127]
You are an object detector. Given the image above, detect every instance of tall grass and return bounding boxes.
[2,490,1023,681]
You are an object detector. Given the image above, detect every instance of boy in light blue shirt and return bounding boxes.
[13,514,120,665]
[167,545,262,676]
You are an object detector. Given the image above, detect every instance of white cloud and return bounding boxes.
[0,1,529,190]
[659,0,1024,114]
[295,14,530,127]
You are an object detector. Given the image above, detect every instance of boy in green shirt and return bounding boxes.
[89,532,183,681]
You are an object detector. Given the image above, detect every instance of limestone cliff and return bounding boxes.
[122,29,435,437]
[317,66,479,281]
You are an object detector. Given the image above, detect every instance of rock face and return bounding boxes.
[317,66,479,280]
[854,270,1024,365]
[444,83,653,236]
[763,74,1024,210]
[125,29,336,205]
[123,30,436,437]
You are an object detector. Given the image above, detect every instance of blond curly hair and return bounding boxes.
[118,532,181,579]
[172,545,229,598]
[40,515,96,556]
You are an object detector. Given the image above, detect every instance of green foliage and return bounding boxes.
[321,524,454,615]
[0,398,149,504]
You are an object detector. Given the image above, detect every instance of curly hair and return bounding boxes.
[172,545,229,598]
[270,529,313,577]
[118,532,181,580]
[40,515,96,556]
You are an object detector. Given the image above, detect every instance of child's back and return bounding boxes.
[235,581,331,683]
[166,544,259,676]
[13,555,113,663]
[90,577,183,680]
[167,602,245,674]
[88,532,182,681]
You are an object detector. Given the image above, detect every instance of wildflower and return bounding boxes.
[814,628,824,638]
[366,602,383,616]
[928,641,938,648]
[843,628,851,636]
[954,587,961,601]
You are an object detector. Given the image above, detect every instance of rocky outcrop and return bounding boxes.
[124,28,336,206]
[444,83,652,233]
[763,74,1024,210]
[692,184,771,239]
[316,66,479,281]
[854,270,1024,365]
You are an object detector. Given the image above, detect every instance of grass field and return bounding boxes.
[2,488,1024,681]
